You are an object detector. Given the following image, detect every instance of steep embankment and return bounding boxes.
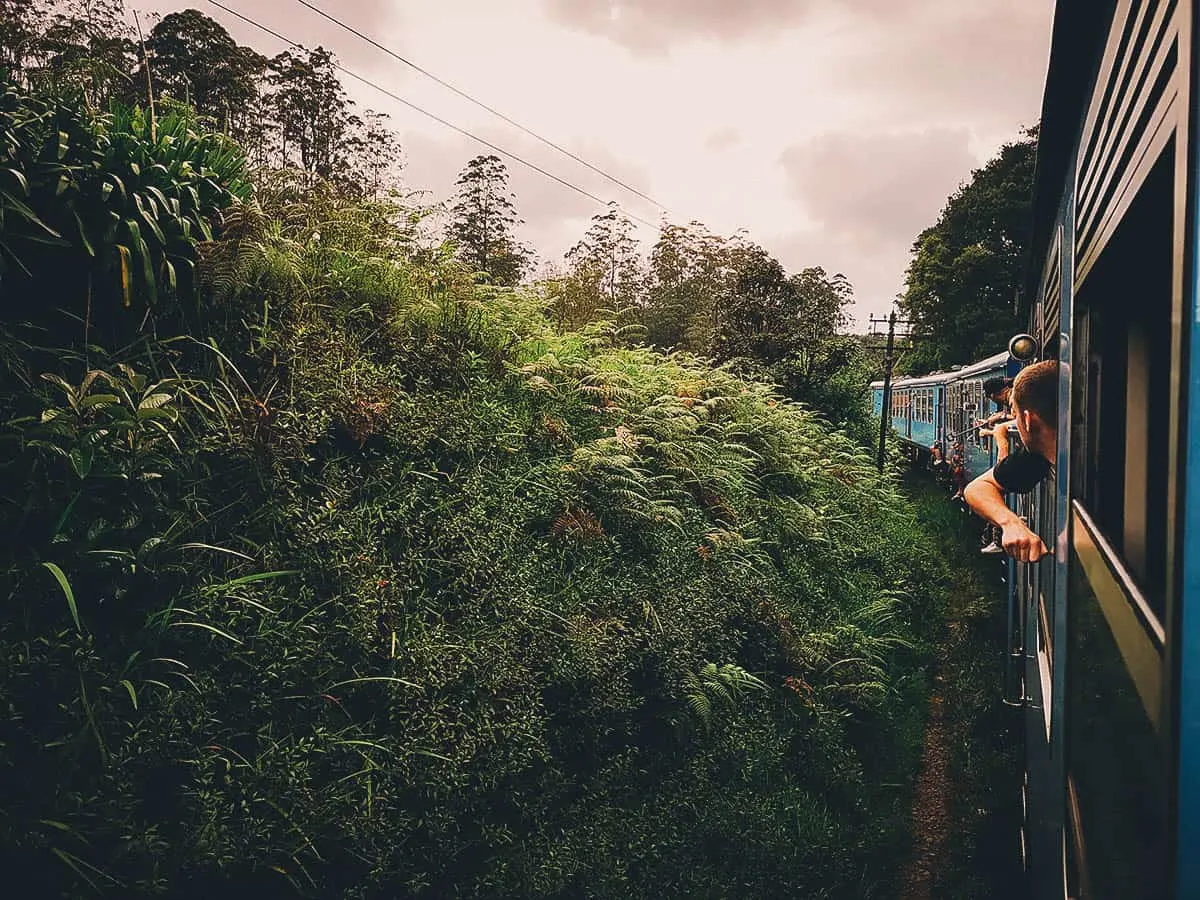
[1,93,942,899]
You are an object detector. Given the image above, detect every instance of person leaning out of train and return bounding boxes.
[963,360,1057,562]
[929,442,945,472]
[975,377,1018,551]
[976,376,1014,429]
[976,414,1012,554]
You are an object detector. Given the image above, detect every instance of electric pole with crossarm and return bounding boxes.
[868,310,913,472]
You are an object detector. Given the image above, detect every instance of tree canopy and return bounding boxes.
[447,154,531,286]
[898,128,1037,373]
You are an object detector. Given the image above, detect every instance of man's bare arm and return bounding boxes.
[963,469,1049,562]
[992,424,1011,462]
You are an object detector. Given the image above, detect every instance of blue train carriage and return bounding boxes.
[870,373,942,455]
[1009,0,1200,897]
[942,350,1020,477]
[870,350,1019,478]
[870,371,945,453]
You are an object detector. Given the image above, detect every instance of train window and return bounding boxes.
[965,381,983,446]
[1071,143,1173,618]
[1067,551,1169,899]
[1065,138,1175,899]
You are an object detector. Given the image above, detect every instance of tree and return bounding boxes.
[564,201,642,320]
[709,244,870,434]
[346,109,403,199]
[447,154,530,285]
[142,9,267,143]
[645,221,730,352]
[712,244,799,365]
[898,128,1037,373]
[787,265,853,369]
[0,0,45,76]
[27,0,136,108]
[266,46,354,179]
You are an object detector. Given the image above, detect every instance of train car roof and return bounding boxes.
[870,372,952,390]
[1021,0,1117,311]
[951,350,1011,380]
[869,350,1010,390]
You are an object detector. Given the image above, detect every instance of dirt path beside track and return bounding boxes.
[898,473,1023,899]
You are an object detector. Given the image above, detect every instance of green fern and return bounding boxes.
[683,662,767,728]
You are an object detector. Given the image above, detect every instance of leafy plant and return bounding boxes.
[0,78,249,340]
[683,661,767,728]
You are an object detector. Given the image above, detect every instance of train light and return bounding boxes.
[1008,333,1038,361]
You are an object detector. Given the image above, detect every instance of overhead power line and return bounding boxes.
[291,0,670,215]
[202,0,660,230]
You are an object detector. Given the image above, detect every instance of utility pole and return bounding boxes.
[869,309,913,473]
[876,311,897,472]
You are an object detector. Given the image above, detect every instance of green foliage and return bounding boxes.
[447,154,531,286]
[898,128,1037,373]
[643,221,727,352]
[24,0,136,109]
[266,46,354,181]
[559,201,644,328]
[142,9,268,143]
[0,55,941,900]
[0,77,249,340]
[683,662,767,728]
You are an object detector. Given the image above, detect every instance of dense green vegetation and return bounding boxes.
[0,5,968,897]
[904,476,1022,898]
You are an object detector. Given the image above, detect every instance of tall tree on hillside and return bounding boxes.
[565,201,643,318]
[898,127,1037,373]
[712,244,799,364]
[142,10,267,142]
[347,109,404,199]
[31,0,136,107]
[788,265,853,361]
[447,154,530,285]
[0,0,45,75]
[708,244,871,435]
[266,46,353,179]
[645,221,730,352]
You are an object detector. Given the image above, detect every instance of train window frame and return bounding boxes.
[1071,141,1175,627]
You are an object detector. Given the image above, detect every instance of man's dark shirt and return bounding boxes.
[993,448,1052,494]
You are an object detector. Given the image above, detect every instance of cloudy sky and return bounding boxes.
[130,0,1054,328]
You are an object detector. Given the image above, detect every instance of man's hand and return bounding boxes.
[1001,520,1050,562]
